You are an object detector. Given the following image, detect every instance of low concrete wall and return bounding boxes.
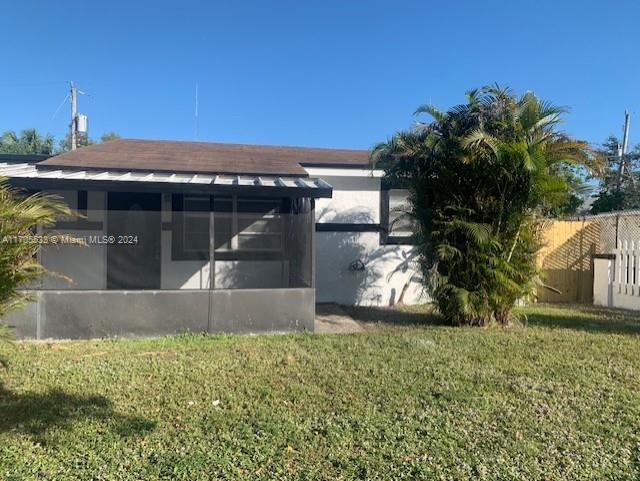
[210,288,314,333]
[4,300,38,339]
[3,288,315,339]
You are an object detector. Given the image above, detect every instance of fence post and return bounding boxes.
[618,239,622,293]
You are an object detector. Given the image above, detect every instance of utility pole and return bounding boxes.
[70,81,78,151]
[616,110,631,190]
[622,110,631,156]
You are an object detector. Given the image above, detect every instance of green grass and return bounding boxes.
[1,304,640,480]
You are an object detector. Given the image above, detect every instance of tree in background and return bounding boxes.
[57,131,121,152]
[100,132,120,143]
[0,129,54,155]
[372,86,600,326]
[590,136,640,214]
[0,129,121,155]
[57,132,94,152]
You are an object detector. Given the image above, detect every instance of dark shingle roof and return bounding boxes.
[0,153,50,163]
[38,139,369,176]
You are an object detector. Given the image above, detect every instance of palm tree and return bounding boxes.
[372,85,600,325]
[0,179,72,365]
[0,129,54,155]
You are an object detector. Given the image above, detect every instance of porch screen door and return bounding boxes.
[106,192,162,289]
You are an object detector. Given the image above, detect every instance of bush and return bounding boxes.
[372,86,600,325]
[0,179,72,367]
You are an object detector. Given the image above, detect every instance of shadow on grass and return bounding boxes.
[523,303,640,335]
[346,303,640,335]
[344,304,449,327]
[0,386,155,442]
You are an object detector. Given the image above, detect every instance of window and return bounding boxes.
[213,197,233,252]
[183,196,210,255]
[171,194,210,261]
[388,189,413,237]
[381,187,415,245]
[172,194,284,260]
[215,197,283,255]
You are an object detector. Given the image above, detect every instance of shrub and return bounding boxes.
[0,179,72,364]
[372,86,600,325]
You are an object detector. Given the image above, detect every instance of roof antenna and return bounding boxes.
[194,82,199,140]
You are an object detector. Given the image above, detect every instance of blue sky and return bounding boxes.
[2,0,639,150]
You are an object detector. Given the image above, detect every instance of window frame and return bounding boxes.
[171,194,286,261]
[232,197,284,254]
[182,195,212,256]
[171,194,212,261]
[379,182,415,246]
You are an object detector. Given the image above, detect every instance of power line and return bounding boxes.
[51,92,70,121]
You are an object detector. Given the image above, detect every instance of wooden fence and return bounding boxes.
[536,219,599,303]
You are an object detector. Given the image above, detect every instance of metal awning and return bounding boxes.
[0,162,332,198]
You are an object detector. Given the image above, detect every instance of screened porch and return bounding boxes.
[38,190,314,292]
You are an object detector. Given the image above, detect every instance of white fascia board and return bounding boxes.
[303,167,385,178]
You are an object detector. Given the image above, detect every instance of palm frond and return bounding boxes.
[414,104,446,122]
[461,129,501,159]
[441,219,492,245]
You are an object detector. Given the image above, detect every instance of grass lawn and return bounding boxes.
[1,304,640,480]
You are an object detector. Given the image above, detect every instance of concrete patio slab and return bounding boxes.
[315,303,365,334]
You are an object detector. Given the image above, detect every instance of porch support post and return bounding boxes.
[208,196,215,332]
[311,198,315,289]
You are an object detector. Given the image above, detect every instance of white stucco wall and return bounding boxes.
[160,231,210,289]
[315,175,381,224]
[215,261,288,289]
[311,171,425,306]
[160,231,286,290]
[41,230,107,289]
[315,231,423,306]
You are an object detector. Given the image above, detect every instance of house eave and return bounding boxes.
[1,162,333,198]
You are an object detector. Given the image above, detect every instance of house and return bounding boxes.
[1,139,422,339]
